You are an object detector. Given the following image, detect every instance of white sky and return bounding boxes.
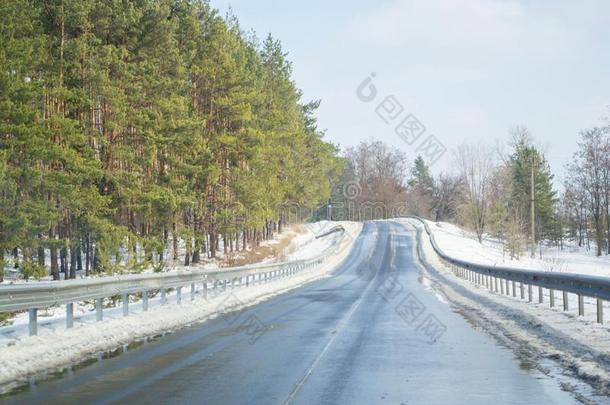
[213,0,610,187]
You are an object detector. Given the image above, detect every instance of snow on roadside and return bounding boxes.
[1,222,332,330]
[425,219,610,277]
[0,222,362,393]
[400,218,610,397]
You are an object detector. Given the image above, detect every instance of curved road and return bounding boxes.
[5,221,575,404]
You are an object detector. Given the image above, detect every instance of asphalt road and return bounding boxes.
[5,221,576,404]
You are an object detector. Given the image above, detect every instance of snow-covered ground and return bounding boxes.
[400,218,610,398]
[424,219,610,277]
[0,221,362,393]
[0,222,338,330]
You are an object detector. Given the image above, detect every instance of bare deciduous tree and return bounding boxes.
[455,143,495,243]
[432,173,463,222]
[344,139,409,219]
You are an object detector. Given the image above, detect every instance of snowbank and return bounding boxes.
[0,221,362,393]
[1,222,336,330]
[400,219,610,397]
[423,219,610,277]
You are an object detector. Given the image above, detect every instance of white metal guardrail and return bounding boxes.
[0,226,346,336]
[407,216,610,324]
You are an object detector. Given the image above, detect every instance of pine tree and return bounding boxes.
[0,0,343,280]
[509,133,558,244]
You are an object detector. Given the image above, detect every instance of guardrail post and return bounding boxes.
[500,279,505,295]
[143,291,149,311]
[29,308,38,336]
[512,281,516,297]
[203,282,208,299]
[538,287,544,304]
[66,303,74,328]
[223,280,227,291]
[177,287,182,304]
[191,284,196,301]
[494,277,498,293]
[96,298,103,321]
[520,283,525,300]
[549,290,555,308]
[563,291,569,311]
[161,289,167,305]
[528,285,533,302]
[122,293,129,316]
[597,299,604,324]
[578,295,584,316]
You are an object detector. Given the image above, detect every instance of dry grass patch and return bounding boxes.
[222,224,307,267]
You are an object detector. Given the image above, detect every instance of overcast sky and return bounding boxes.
[213,0,610,187]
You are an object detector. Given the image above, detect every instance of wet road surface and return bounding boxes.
[4,221,576,404]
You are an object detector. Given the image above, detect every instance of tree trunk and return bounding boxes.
[69,243,77,279]
[209,233,216,258]
[76,243,83,271]
[50,247,60,280]
[60,245,67,274]
[172,223,179,261]
[192,238,200,263]
[85,234,91,276]
[184,237,191,266]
